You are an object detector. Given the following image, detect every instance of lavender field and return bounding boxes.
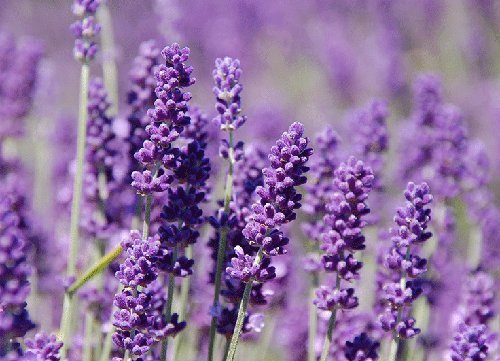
[2,1,500,360]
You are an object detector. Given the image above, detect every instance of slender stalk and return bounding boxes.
[226,247,264,361]
[308,272,319,361]
[96,0,118,117]
[161,245,179,360]
[389,247,412,361]
[208,131,235,361]
[319,273,342,361]
[67,244,123,296]
[60,62,90,359]
[171,244,193,361]
[222,338,230,361]
[83,312,94,361]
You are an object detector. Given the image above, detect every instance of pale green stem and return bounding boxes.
[93,317,102,361]
[222,338,230,361]
[83,312,94,361]
[388,247,412,361]
[161,245,179,360]
[60,62,90,359]
[319,274,341,361]
[208,130,235,361]
[225,247,264,361]
[171,244,193,361]
[97,0,118,117]
[67,244,123,296]
[308,272,319,361]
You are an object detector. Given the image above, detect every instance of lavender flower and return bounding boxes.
[25,332,63,361]
[132,43,195,196]
[0,174,35,356]
[345,332,380,361]
[112,231,186,356]
[377,182,433,340]
[70,0,101,63]
[313,156,373,312]
[448,323,491,361]
[0,33,43,139]
[213,57,246,131]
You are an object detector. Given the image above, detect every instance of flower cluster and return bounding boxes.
[378,182,433,339]
[70,0,101,63]
[313,156,373,311]
[131,43,195,195]
[0,33,43,139]
[213,57,246,131]
[112,231,185,356]
[24,332,63,361]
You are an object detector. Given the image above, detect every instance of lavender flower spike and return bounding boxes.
[213,57,246,131]
[378,182,433,361]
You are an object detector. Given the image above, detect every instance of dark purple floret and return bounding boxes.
[345,332,380,361]
[150,313,186,339]
[322,254,362,280]
[313,286,358,311]
[25,332,63,361]
[213,57,246,131]
[448,323,490,361]
[160,186,204,226]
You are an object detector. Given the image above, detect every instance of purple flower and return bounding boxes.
[146,44,195,128]
[313,286,359,311]
[244,122,313,243]
[213,57,246,131]
[377,182,433,339]
[448,323,491,361]
[25,332,63,361]
[344,332,380,361]
[70,0,100,63]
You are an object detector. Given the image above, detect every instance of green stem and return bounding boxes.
[60,62,90,359]
[222,338,230,361]
[160,245,179,360]
[226,248,264,361]
[308,272,320,361]
[83,312,94,361]
[171,244,193,361]
[96,0,119,117]
[319,273,342,361]
[208,131,235,361]
[389,247,412,361]
[67,244,123,296]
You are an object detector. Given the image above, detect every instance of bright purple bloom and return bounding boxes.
[243,122,313,245]
[377,182,433,339]
[213,57,246,131]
